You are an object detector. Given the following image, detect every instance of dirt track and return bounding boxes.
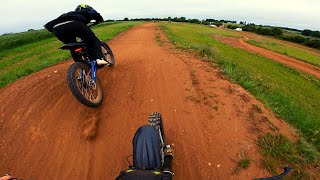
[0,23,296,179]
[215,36,320,79]
[241,32,320,57]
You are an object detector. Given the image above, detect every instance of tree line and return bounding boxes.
[120,17,320,49]
[3,16,319,50]
[301,29,320,38]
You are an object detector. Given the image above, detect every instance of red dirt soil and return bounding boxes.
[215,36,320,79]
[0,23,296,179]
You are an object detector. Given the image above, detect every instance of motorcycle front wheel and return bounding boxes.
[67,62,103,107]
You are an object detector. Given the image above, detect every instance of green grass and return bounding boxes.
[160,22,320,152]
[247,39,320,66]
[0,21,142,88]
[0,29,54,52]
[258,134,319,179]
[233,158,251,174]
[237,158,250,169]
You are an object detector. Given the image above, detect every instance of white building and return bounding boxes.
[235,28,243,31]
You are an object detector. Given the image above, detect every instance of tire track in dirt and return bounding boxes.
[0,23,297,179]
[215,36,320,79]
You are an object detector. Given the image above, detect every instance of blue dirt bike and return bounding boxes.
[60,27,114,107]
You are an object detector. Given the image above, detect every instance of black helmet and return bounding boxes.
[75,4,94,11]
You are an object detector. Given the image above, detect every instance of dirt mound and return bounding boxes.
[0,23,296,179]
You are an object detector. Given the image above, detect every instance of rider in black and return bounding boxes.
[116,147,174,180]
[44,4,108,65]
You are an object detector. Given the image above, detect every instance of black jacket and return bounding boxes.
[44,8,103,32]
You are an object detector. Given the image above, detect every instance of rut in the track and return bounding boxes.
[0,23,296,179]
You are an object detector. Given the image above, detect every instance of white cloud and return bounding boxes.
[0,0,319,34]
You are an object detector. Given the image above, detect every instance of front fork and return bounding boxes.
[91,61,96,81]
[79,61,96,89]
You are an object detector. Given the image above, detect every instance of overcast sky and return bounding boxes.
[1,0,319,34]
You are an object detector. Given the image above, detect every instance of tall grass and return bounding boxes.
[0,30,54,52]
[258,133,319,178]
[161,22,320,152]
[0,21,142,88]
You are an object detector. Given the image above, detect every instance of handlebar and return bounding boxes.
[88,21,103,28]
[254,167,292,180]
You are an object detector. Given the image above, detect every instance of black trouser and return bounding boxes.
[53,21,103,59]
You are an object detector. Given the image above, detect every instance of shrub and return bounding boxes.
[227,24,240,29]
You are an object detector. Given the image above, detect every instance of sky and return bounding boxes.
[0,0,319,34]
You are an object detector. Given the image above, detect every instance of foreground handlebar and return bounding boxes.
[254,167,292,180]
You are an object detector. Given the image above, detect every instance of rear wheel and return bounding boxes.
[101,42,115,66]
[67,62,103,107]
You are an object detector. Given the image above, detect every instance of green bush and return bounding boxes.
[188,19,201,24]
[242,24,257,32]
[227,24,240,29]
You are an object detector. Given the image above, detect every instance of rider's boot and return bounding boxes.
[96,58,108,65]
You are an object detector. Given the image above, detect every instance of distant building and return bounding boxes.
[235,28,242,31]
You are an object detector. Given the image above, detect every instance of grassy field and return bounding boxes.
[247,39,320,66]
[161,22,320,177]
[0,21,142,88]
[0,29,54,52]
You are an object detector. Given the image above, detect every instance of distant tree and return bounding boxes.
[178,17,186,22]
[301,29,312,36]
[206,19,216,22]
[202,20,209,25]
[300,29,320,38]
[227,24,240,29]
[124,17,129,21]
[256,27,270,35]
[271,27,283,36]
[172,17,187,22]
[188,19,201,24]
[213,22,223,27]
[242,24,257,32]
[310,31,320,38]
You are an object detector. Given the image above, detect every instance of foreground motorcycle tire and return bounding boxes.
[67,62,103,107]
[148,112,166,144]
